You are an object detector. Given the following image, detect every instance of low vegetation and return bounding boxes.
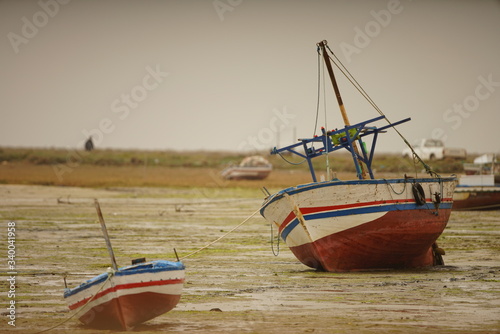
[0,147,470,188]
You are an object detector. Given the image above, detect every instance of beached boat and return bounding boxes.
[454,186,500,210]
[221,155,272,180]
[453,174,500,210]
[453,155,500,210]
[64,260,185,330]
[63,200,185,330]
[260,40,457,272]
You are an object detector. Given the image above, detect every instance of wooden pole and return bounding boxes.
[94,199,118,271]
[317,40,367,179]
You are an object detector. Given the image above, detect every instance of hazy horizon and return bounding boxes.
[2,0,499,155]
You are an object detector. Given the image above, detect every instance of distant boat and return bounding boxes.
[463,154,500,183]
[221,155,272,180]
[260,40,457,272]
[63,200,185,330]
[454,185,500,210]
[454,155,500,210]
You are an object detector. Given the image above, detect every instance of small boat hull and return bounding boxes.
[64,260,185,330]
[221,155,272,180]
[453,186,500,210]
[261,177,457,272]
[221,166,272,180]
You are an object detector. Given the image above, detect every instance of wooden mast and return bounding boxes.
[94,198,118,271]
[317,40,367,179]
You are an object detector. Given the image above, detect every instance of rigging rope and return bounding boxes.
[322,44,439,178]
[313,48,321,136]
[275,149,307,165]
[383,178,407,195]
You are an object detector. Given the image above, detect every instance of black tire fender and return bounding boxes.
[412,183,426,206]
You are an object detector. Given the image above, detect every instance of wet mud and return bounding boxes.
[0,185,498,333]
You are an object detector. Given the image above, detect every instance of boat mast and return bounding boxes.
[317,40,367,179]
[94,199,118,271]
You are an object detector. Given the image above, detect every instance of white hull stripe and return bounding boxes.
[281,200,452,242]
[67,279,183,310]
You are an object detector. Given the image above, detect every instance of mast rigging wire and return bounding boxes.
[312,49,321,136]
[321,44,438,177]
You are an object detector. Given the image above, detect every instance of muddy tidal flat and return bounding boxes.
[0,184,499,333]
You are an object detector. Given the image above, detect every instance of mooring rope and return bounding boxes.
[33,269,115,334]
[178,207,261,261]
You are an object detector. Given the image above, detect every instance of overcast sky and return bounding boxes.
[1,0,499,154]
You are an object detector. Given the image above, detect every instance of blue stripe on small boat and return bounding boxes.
[281,218,299,241]
[64,260,185,298]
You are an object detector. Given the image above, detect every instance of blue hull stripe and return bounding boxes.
[64,260,185,298]
[261,177,456,216]
[280,202,452,242]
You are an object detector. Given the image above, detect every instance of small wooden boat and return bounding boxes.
[64,260,185,330]
[453,174,500,210]
[221,155,272,180]
[260,40,457,272]
[63,200,185,330]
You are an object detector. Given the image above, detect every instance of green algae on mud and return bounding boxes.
[0,184,499,334]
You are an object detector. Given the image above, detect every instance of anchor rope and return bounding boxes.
[178,208,261,260]
[33,269,115,333]
[322,44,439,178]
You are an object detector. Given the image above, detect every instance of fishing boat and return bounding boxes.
[260,40,458,272]
[453,155,500,210]
[63,200,185,330]
[64,260,185,330]
[221,155,272,180]
[454,185,500,210]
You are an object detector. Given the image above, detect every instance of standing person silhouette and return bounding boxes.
[84,137,94,151]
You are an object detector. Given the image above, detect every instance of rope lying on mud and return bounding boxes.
[33,270,114,334]
[34,207,261,332]
[178,207,261,261]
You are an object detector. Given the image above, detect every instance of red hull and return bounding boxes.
[79,292,181,330]
[289,209,450,272]
[453,191,500,210]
